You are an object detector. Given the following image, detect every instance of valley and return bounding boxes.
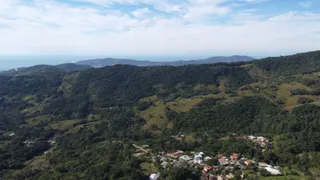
[0,51,319,180]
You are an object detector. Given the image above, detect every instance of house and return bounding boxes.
[259,162,269,168]
[9,132,15,136]
[230,153,239,160]
[204,156,213,161]
[225,174,234,179]
[179,135,185,138]
[167,150,184,158]
[47,140,56,146]
[245,160,254,166]
[142,145,149,148]
[217,176,224,180]
[23,140,35,147]
[265,167,281,175]
[180,155,192,161]
[203,165,213,173]
[248,135,256,140]
[194,153,203,164]
[160,157,167,162]
[161,162,168,168]
[149,172,160,180]
[218,157,228,166]
[255,137,269,147]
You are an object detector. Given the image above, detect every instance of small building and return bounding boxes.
[149,172,160,180]
[180,155,192,161]
[160,157,167,162]
[161,162,169,168]
[203,165,213,173]
[248,135,256,140]
[204,156,213,161]
[245,160,254,166]
[47,140,56,146]
[259,162,269,168]
[194,153,203,164]
[167,150,184,158]
[9,132,15,137]
[225,174,234,179]
[230,153,239,160]
[265,167,281,175]
[217,176,224,180]
[218,157,228,166]
[142,145,149,148]
[23,140,35,147]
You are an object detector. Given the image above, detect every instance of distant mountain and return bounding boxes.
[76,55,255,68]
[0,63,92,76]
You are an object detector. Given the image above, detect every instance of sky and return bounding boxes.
[0,0,320,69]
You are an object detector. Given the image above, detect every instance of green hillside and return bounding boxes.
[0,51,320,179]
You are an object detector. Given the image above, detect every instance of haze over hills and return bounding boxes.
[0,63,92,76]
[76,55,255,68]
[0,55,254,75]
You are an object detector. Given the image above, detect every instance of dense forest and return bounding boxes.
[0,51,320,179]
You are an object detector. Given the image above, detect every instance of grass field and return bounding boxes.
[46,120,79,132]
[277,83,312,102]
[140,97,204,131]
[26,115,52,126]
[22,104,43,115]
[241,64,269,79]
[23,95,38,105]
[140,162,158,175]
[139,95,159,102]
[166,98,203,112]
[260,176,303,180]
[218,79,227,93]
[140,102,169,131]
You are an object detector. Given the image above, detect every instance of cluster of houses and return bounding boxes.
[247,135,271,148]
[160,150,281,180]
[133,140,281,180]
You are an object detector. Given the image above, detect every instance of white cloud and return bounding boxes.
[183,1,230,21]
[0,0,319,56]
[299,1,312,8]
[132,7,150,18]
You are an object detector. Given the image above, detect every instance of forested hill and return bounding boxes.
[0,51,320,179]
[253,50,320,75]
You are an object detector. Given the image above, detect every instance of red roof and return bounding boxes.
[259,162,268,167]
[245,160,253,165]
[230,153,239,159]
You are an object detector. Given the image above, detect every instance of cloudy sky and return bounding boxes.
[0,0,319,58]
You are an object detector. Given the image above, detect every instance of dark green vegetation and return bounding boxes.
[0,51,320,179]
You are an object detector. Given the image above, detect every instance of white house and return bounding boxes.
[180,155,192,161]
[194,153,203,164]
[149,173,160,180]
[265,167,281,175]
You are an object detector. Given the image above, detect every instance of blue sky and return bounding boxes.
[0,0,319,68]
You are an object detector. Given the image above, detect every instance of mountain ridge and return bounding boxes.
[76,55,255,68]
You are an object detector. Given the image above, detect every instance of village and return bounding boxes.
[133,135,282,180]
